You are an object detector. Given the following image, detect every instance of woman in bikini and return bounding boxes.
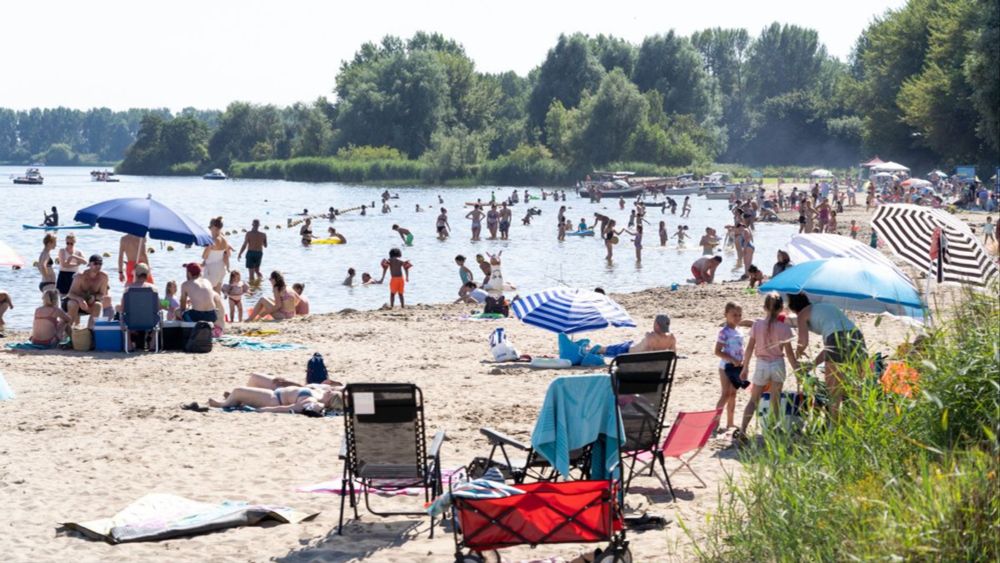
[57,234,86,296]
[207,377,342,414]
[466,205,484,241]
[37,234,57,292]
[247,271,299,321]
[30,289,71,346]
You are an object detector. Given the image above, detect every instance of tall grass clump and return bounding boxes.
[696,287,999,562]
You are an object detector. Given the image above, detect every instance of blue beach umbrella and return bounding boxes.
[74,195,212,246]
[759,257,925,321]
[512,288,636,334]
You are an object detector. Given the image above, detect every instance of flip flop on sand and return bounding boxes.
[181,402,209,413]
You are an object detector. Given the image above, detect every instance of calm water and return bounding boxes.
[0,166,796,329]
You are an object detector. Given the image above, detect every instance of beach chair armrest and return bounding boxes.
[429,430,446,459]
[480,427,529,451]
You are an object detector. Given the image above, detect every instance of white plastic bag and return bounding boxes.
[489,328,519,362]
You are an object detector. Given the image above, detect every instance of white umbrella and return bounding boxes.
[871,161,910,173]
[810,169,833,178]
[787,233,912,283]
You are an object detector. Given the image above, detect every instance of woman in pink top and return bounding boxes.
[734,292,799,442]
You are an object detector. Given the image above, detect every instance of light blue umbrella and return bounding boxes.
[759,257,925,321]
[512,288,636,334]
[74,195,212,246]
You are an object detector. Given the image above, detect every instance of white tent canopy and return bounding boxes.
[927,170,949,178]
[810,169,834,178]
[871,161,910,173]
[787,233,913,285]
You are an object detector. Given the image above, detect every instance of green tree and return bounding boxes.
[633,31,717,121]
[964,0,1000,154]
[528,34,605,132]
[579,69,648,164]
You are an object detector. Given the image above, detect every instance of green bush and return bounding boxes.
[696,287,1000,562]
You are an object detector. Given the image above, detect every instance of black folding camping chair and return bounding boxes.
[338,383,446,536]
[610,350,677,492]
[475,427,591,484]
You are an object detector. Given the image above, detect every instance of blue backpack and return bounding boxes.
[306,353,328,384]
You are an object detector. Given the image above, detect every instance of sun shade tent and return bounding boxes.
[759,257,926,321]
[786,233,910,281]
[74,195,212,246]
[871,204,999,287]
[512,288,635,335]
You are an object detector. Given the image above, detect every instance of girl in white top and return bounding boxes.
[202,216,230,290]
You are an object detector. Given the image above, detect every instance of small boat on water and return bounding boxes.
[203,168,227,180]
[91,170,119,182]
[12,168,43,185]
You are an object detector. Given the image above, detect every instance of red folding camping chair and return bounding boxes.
[631,409,721,500]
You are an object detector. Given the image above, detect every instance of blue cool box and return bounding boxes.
[93,321,124,352]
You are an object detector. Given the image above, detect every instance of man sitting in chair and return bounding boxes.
[591,314,677,358]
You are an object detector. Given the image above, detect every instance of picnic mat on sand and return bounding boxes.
[61,493,318,543]
[215,336,304,351]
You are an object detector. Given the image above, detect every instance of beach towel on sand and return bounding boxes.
[215,336,304,351]
[5,342,52,350]
[297,467,465,497]
[61,493,318,544]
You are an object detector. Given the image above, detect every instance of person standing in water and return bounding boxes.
[681,196,692,218]
[436,208,451,240]
[486,204,500,240]
[238,219,267,283]
[659,221,668,246]
[466,205,484,241]
[499,203,512,240]
[392,224,414,246]
[632,224,644,262]
[379,248,412,308]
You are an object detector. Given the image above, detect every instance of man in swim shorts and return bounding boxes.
[499,203,512,240]
[117,233,153,285]
[67,255,110,329]
[594,314,677,357]
[238,219,267,282]
[178,263,222,324]
[691,255,723,284]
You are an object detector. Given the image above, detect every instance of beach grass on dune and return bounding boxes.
[692,287,1000,562]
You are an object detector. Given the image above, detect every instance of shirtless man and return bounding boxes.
[392,224,414,246]
[178,263,222,324]
[593,314,677,357]
[117,233,150,284]
[238,219,267,282]
[67,255,110,329]
[691,255,723,284]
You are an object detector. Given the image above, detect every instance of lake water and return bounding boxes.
[0,166,796,329]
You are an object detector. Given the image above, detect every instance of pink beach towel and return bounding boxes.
[296,467,465,496]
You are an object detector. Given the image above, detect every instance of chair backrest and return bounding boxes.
[660,409,722,458]
[344,383,426,478]
[610,350,676,452]
[122,288,160,331]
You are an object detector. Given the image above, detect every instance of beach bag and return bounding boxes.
[484,296,509,317]
[72,327,93,351]
[306,353,329,385]
[489,328,518,362]
[183,321,214,353]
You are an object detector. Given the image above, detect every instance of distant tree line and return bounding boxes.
[20,0,1000,181]
[0,107,220,165]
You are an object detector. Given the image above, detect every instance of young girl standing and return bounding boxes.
[714,302,752,432]
[222,270,249,322]
[734,293,799,442]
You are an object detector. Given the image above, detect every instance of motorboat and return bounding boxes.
[12,168,43,185]
[91,170,119,182]
[203,168,227,180]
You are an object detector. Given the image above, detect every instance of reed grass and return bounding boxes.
[694,287,1000,562]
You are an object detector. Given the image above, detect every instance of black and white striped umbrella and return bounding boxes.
[871,204,998,286]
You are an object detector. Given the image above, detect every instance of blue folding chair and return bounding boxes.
[121,287,162,353]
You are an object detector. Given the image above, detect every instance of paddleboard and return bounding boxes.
[312,238,344,245]
[567,230,595,237]
[21,224,95,231]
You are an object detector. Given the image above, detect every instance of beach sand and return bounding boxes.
[0,275,917,562]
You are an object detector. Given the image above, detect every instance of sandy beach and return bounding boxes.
[0,262,919,562]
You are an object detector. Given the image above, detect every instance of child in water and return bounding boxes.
[222,270,250,322]
[379,248,411,308]
[392,224,414,246]
[659,221,667,246]
[578,218,588,232]
[361,272,381,285]
[673,225,689,246]
[343,268,355,286]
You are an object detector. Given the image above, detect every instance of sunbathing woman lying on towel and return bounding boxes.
[207,373,344,415]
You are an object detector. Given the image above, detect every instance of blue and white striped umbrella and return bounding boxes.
[512,288,636,334]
